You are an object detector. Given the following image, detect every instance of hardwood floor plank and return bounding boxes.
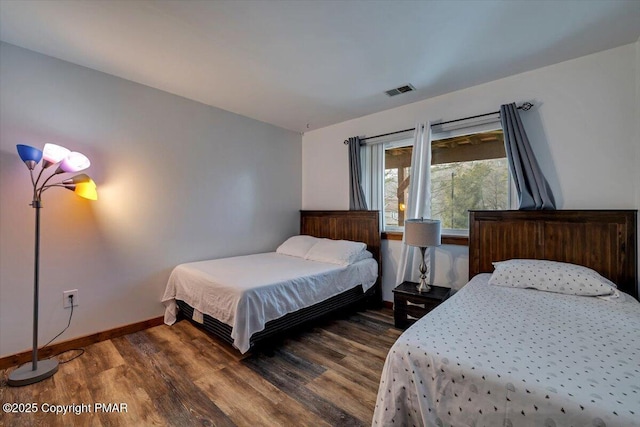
[324,319,398,349]
[139,340,236,427]
[287,341,382,391]
[195,363,330,427]
[173,321,246,362]
[358,308,394,324]
[315,328,390,361]
[306,369,378,424]
[1,309,399,427]
[110,335,172,400]
[78,340,126,378]
[243,344,366,426]
[143,326,228,381]
[248,346,326,384]
[110,331,237,427]
[87,364,165,426]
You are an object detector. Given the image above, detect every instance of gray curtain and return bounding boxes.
[501,103,555,210]
[348,136,368,210]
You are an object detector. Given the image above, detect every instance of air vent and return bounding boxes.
[385,84,415,97]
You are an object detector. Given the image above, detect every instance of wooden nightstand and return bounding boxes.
[393,282,450,329]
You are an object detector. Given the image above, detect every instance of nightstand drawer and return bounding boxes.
[393,282,450,329]
[395,302,437,318]
[404,296,427,308]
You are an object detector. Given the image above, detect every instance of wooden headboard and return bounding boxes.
[469,210,638,299]
[300,210,382,305]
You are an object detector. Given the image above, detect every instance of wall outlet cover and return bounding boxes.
[63,289,78,308]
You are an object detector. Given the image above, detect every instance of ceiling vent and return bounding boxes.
[385,84,416,97]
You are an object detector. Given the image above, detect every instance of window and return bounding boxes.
[384,143,412,229]
[381,129,509,233]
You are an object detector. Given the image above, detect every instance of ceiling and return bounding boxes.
[1,1,639,133]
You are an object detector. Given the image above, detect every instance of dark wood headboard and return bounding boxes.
[300,210,382,304]
[469,210,638,299]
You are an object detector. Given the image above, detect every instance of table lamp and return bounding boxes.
[404,218,441,292]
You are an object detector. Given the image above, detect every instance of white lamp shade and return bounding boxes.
[42,143,70,166]
[405,219,441,247]
[58,152,90,173]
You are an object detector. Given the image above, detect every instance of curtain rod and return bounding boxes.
[343,102,533,145]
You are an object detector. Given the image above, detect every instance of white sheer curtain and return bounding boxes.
[361,142,384,229]
[396,122,433,285]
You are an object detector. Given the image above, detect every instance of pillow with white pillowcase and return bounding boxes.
[305,238,367,266]
[488,259,616,296]
[276,235,320,258]
[352,249,373,263]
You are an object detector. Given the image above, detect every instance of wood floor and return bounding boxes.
[0,308,400,427]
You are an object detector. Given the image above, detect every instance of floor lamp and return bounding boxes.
[8,144,97,387]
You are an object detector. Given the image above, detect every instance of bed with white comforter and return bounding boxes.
[162,250,377,353]
[373,273,640,427]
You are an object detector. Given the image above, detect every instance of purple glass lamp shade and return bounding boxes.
[16,144,43,170]
[42,143,71,168]
[56,152,90,174]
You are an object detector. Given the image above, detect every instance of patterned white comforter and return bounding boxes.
[373,274,640,427]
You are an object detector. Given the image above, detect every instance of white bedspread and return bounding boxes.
[162,252,377,353]
[373,274,640,427]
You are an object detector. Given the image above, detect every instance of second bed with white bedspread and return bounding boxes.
[373,274,640,427]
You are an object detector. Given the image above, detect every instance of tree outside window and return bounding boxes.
[383,130,508,232]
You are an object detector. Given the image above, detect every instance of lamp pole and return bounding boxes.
[8,196,59,386]
[31,199,42,373]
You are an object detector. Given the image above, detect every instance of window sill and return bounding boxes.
[382,231,469,246]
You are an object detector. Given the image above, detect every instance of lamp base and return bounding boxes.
[416,246,431,293]
[416,278,431,293]
[7,358,58,387]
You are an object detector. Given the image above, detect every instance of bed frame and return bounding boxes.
[469,210,638,300]
[177,210,382,351]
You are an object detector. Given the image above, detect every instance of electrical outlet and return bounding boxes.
[63,289,78,308]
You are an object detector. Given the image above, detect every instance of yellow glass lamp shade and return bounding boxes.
[74,180,98,200]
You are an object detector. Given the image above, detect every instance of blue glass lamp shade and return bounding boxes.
[16,145,43,170]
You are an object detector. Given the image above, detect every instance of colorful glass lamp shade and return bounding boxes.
[66,180,98,200]
[17,144,43,170]
[56,152,91,174]
[42,143,71,168]
[8,143,97,387]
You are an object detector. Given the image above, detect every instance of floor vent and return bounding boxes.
[385,84,415,97]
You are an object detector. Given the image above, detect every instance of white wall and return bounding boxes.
[303,43,639,300]
[0,43,302,357]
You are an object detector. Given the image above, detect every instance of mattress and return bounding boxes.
[373,274,640,427]
[162,252,378,353]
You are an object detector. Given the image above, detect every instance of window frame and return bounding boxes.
[376,124,514,241]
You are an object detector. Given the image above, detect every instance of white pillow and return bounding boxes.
[305,238,367,266]
[352,250,374,263]
[276,235,320,258]
[488,259,616,296]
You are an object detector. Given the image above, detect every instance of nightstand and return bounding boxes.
[393,282,450,329]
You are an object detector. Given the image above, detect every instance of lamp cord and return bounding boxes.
[41,298,85,364]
